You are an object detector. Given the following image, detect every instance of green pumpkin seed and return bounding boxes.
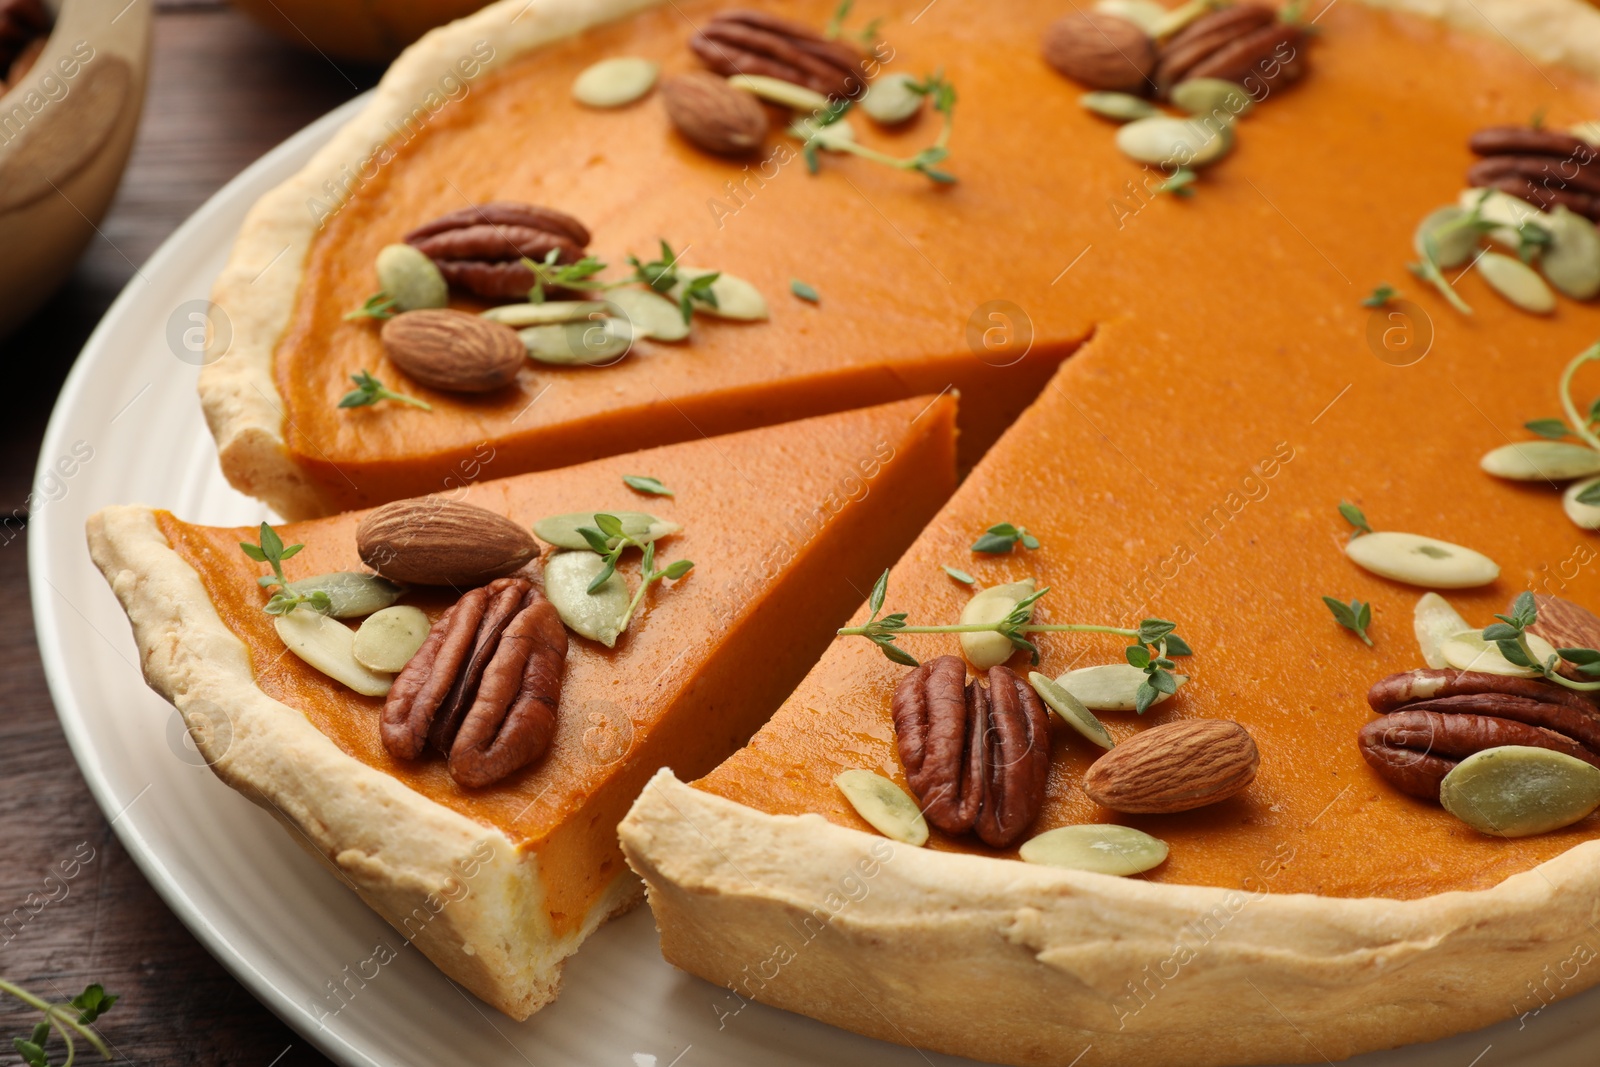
[572,57,659,108]
[1564,477,1600,529]
[481,301,608,326]
[1094,0,1167,34]
[728,74,830,113]
[1478,251,1556,314]
[532,511,680,550]
[520,318,634,365]
[1457,188,1542,251]
[352,605,431,673]
[1413,592,1470,670]
[274,610,393,697]
[1114,115,1232,169]
[1480,441,1600,481]
[544,551,629,647]
[1440,746,1600,837]
[1028,672,1114,749]
[1570,120,1600,146]
[1343,531,1499,589]
[285,571,402,618]
[1018,824,1169,876]
[375,244,447,312]
[834,770,929,846]
[1539,206,1600,301]
[789,113,857,150]
[1079,91,1157,123]
[1414,206,1479,269]
[1055,663,1183,712]
[860,72,925,125]
[604,288,691,342]
[1169,78,1251,121]
[959,579,1034,670]
[1439,629,1558,678]
[667,269,769,321]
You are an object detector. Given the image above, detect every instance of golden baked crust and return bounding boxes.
[86,504,640,1019]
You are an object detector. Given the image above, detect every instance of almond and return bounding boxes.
[1082,719,1258,814]
[660,71,768,156]
[356,498,537,586]
[1041,12,1156,95]
[1527,593,1600,679]
[379,309,524,394]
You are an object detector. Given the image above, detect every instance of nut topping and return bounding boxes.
[660,71,769,156]
[690,9,864,98]
[382,577,567,787]
[1041,12,1157,95]
[1082,719,1258,814]
[403,202,593,301]
[1526,593,1600,678]
[1468,126,1600,222]
[891,655,1050,847]
[357,497,538,587]
[1153,3,1303,98]
[379,309,525,394]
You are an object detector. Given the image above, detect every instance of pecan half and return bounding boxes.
[690,9,865,98]
[403,202,592,302]
[1153,3,1276,93]
[891,655,1050,847]
[382,577,567,788]
[1467,127,1600,221]
[1359,669,1600,799]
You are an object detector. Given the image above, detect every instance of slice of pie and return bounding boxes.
[87,395,956,1019]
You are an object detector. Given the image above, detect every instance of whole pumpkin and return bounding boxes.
[229,0,491,63]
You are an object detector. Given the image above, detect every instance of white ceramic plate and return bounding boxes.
[28,94,1600,1067]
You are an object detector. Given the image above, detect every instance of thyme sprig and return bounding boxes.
[617,539,694,631]
[575,513,693,596]
[792,74,959,183]
[521,240,718,324]
[1,978,116,1067]
[1362,283,1398,308]
[339,370,432,411]
[824,0,882,46]
[1409,192,1553,314]
[839,570,1191,711]
[344,291,400,321]
[524,248,609,304]
[1483,591,1600,690]
[972,522,1040,554]
[1322,596,1374,646]
[240,522,330,616]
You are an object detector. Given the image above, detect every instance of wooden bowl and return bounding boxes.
[0,0,151,338]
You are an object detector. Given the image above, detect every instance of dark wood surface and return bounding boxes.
[0,4,379,1062]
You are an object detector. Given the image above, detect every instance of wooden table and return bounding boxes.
[0,3,378,1060]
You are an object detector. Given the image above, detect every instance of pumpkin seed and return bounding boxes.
[520,318,634,365]
[284,571,402,618]
[1539,206,1600,301]
[481,301,608,327]
[1570,120,1600,146]
[604,288,690,342]
[1343,531,1499,589]
[544,551,630,647]
[1480,441,1600,481]
[1078,91,1157,123]
[1564,477,1600,529]
[1055,663,1184,712]
[1440,746,1600,837]
[860,72,925,125]
[572,56,659,108]
[1093,0,1167,34]
[375,244,447,312]
[1414,206,1479,269]
[532,511,680,550]
[1018,824,1169,876]
[960,579,1035,670]
[728,73,830,113]
[834,769,929,846]
[1478,251,1556,314]
[1114,115,1232,169]
[352,605,431,673]
[667,269,769,321]
[1150,0,1216,37]
[1170,78,1251,121]
[1440,629,1558,678]
[274,610,393,697]
[1457,188,1543,251]
[790,113,857,150]
[1413,592,1470,670]
[1028,672,1115,749]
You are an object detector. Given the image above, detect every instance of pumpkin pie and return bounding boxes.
[87,395,957,1018]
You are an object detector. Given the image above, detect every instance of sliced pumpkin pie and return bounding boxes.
[87,395,956,1018]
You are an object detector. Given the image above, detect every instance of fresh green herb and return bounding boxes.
[622,474,675,497]
[1409,193,1553,313]
[1482,591,1600,690]
[1525,417,1574,440]
[240,522,331,616]
[1322,596,1374,647]
[522,248,609,304]
[518,241,723,324]
[840,571,1191,710]
[1338,500,1373,538]
[792,73,959,183]
[338,370,432,412]
[1157,168,1197,198]
[971,522,1040,554]
[1,978,116,1067]
[625,240,719,324]
[617,539,694,631]
[1531,107,1547,131]
[344,291,400,321]
[824,0,882,46]
[941,565,975,584]
[1407,228,1474,316]
[1577,481,1600,506]
[573,512,689,594]
[1362,284,1398,308]
[790,278,820,303]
